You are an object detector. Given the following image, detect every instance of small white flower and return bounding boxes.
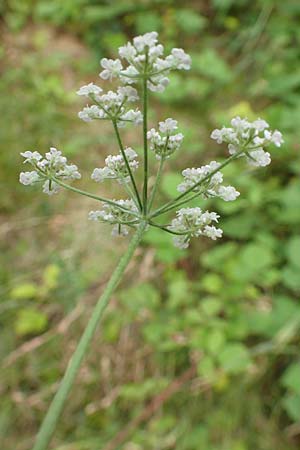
[117,86,139,102]
[100,58,123,81]
[168,207,222,249]
[20,147,81,195]
[203,225,223,240]
[247,149,271,167]
[159,118,178,133]
[76,83,102,97]
[19,171,40,185]
[118,42,137,60]
[88,200,139,237]
[78,105,105,122]
[120,109,143,126]
[271,130,284,147]
[133,32,158,52]
[21,151,42,164]
[166,48,191,70]
[147,123,183,159]
[217,185,240,201]
[211,116,283,167]
[147,76,169,92]
[119,65,140,84]
[42,180,60,195]
[252,118,269,131]
[91,148,139,183]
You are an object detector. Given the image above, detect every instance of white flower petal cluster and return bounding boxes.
[147,118,183,160]
[177,161,240,201]
[88,199,139,236]
[78,86,142,127]
[98,31,191,93]
[168,207,222,249]
[91,148,138,184]
[211,116,284,167]
[19,148,81,195]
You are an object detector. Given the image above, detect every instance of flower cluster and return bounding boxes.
[91,148,139,184]
[177,161,240,201]
[147,118,184,160]
[19,148,81,195]
[211,116,284,167]
[88,199,139,236]
[77,85,142,127]
[168,207,222,249]
[99,31,191,92]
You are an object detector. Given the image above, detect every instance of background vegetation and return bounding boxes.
[1,1,300,449]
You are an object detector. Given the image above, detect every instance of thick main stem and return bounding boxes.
[32,222,146,450]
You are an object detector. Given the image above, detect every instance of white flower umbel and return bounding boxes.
[168,207,222,249]
[19,147,81,195]
[77,86,142,127]
[147,118,183,160]
[211,116,284,167]
[96,31,192,92]
[88,199,139,236]
[177,161,240,201]
[91,148,139,184]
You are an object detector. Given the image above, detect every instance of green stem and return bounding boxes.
[112,120,142,211]
[148,157,165,211]
[52,178,140,217]
[32,222,147,450]
[142,53,149,215]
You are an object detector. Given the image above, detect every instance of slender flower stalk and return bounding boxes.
[148,156,165,211]
[53,178,140,216]
[19,31,284,449]
[142,51,149,214]
[112,120,142,211]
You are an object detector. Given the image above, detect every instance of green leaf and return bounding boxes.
[229,243,274,283]
[201,273,223,293]
[197,355,216,379]
[201,297,223,316]
[206,329,226,354]
[218,344,251,374]
[10,282,38,300]
[282,265,300,291]
[175,9,207,34]
[281,363,300,394]
[286,235,300,269]
[14,308,48,336]
[282,393,300,422]
[192,49,233,83]
[42,264,60,290]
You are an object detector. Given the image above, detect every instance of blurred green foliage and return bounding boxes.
[1,1,300,449]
